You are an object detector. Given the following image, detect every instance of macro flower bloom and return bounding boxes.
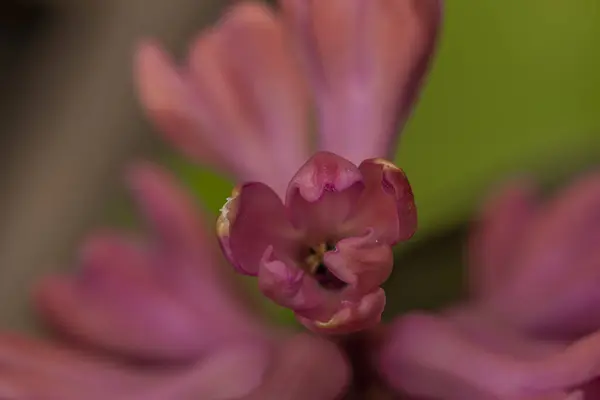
[0,164,349,399]
[217,151,416,333]
[135,0,442,334]
[378,172,600,399]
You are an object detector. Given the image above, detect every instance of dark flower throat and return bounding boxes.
[305,242,347,290]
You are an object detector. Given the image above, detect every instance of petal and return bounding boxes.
[346,158,416,244]
[298,289,386,335]
[218,182,301,276]
[126,163,264,336]
[241,334,349,400]
[257,247,339,322]
[216,3,310,186]
[185,27,278,185]
[280,0,443,163]
[34,235,207,362]
[134,41,226,170]
[0,334,270,400]
[488,172,600,338]
[379,312,600,400]
[135,19,296,191]
[468,178,539,299]
[286,152,364,242]
[323,229,393,294]
[126,162,209,255]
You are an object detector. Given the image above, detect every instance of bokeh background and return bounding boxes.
[1,0,599,332]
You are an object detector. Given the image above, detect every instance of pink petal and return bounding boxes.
[345,158,416,244]
[486,172,600,338]
[134,41,227,170]
[379,312,600,400]
[257,246,339,322]
[280,0,443,163]
[125,163,258,316]
[241,334,350,400]
[468,178,539,299]
[285,152,364,242]
[126,162,209,255]
[323,228,393,295]
[298,289,386,335]
[213,3,309,185]
[0,333,270,400]
[126,163,265,328]
[135,2,311,194]
[34,235,208,362]
[218,182,301,276]
[257,243,388,334]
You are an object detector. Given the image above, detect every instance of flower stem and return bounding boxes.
[336,329,396,400]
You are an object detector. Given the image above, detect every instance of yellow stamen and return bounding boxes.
[305,243,327,274]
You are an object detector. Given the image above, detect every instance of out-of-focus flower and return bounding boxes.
[135,0,442,186]
[217,151,416,334]
[34,163,265,362]
[0,331,348,400]
[135,2,310,196]
[0,164,350,399]
[378,172,600,399]
[0,332,268,400]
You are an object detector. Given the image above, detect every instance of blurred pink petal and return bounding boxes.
[0,332,349,400]
[379,172,600,399]
[379,311,600,400]
[467,178,539,298]
[135,2,309,195]
[0,333,270,400]
[218,152,413,334]
[478,172,600,338]
[35,163,264,361]
[280,0,443,163]
[241,334,350,400]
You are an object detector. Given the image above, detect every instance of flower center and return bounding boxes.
[305,242,346,290]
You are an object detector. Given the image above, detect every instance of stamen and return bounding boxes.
[304,242,346,290]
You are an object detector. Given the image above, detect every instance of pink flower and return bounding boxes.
[217,151,416,334]
[135,0,441,334]
[378,172,600,399]
[0,163,349,399]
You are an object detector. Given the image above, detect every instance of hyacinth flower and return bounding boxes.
[378,172,600,399]
[0,164,349,399]
[136,0,442,334]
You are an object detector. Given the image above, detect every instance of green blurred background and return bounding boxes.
[1,0,598,331]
